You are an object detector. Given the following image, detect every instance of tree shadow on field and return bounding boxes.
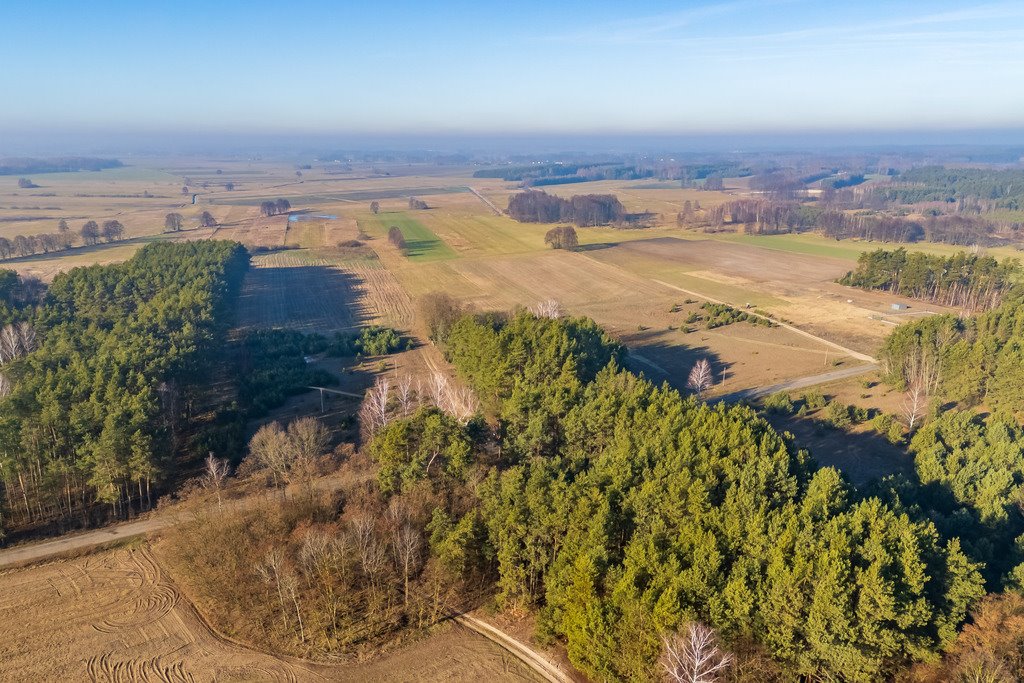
[235,265,372,335]
[575,241,619,252]
[403,239,438,258]
[621,328,730,395]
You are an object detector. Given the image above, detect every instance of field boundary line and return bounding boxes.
[468,187,503,216]
[649,278,876,363]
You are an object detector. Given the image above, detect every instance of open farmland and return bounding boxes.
[366,212,458,262]
[0,161,906,393]
[0,545,542,682]
[587,236,957,354]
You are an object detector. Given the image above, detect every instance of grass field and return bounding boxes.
[368,212,458,262]
[711,231,1024,262]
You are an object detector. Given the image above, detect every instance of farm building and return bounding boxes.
[891,303,908,311]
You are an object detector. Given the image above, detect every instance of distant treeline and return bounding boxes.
[507,190,625,226]
[873,167,1024,210]
[700,198,1001,245]
[474,160,754,188]
[839,248,1021,312]
[0,157,123,176]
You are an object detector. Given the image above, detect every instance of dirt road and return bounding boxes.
[469,187,503,216]
[0,515,175,569]
[0,477,571,683]
[719,363,879,402]
[650,278,877,363]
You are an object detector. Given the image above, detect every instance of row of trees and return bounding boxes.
[0,241,248,537]
[507,190,626,226]
[696,197,1000,245]
[0,219,126,260]
[840,248,1021,313]
[393,308,984,681]
[166,212,217,232]
[702,199,811,234]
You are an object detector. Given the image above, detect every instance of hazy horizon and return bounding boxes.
[4,128,1024,159]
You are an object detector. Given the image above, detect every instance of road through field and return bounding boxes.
[648,278,877,363]
[719,363,879,402]
[469,187,503,216]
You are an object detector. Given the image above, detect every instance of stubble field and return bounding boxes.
[0,545,541,683]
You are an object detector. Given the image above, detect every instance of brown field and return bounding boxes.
[0,545,541,682]
[586,236,955,354]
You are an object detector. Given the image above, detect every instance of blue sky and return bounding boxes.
[2,0,1023,135]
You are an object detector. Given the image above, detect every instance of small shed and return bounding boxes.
[891,303,908,311]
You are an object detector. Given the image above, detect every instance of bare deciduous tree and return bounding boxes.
[286,416,330,493]
[256,547,290,630]
[530,299,564,319]
[902,380,927,431]
[900,345,935,431]
[164,212,184,232]
[359,376,392,437]
[395,374,416,417]
[203,452,230,507]
[425,371,477,423]
[394,523,422,606]
[351,512,388,600]
[661,622,733,683]
[687,358,714,399]
[247,422,292,493]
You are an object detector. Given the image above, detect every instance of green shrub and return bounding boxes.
[803,390,827,410]
[763,391,794,414]
[871,413,904,444]
[825,401,852,428]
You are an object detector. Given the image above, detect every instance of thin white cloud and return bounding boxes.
[551,0,1024,51]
